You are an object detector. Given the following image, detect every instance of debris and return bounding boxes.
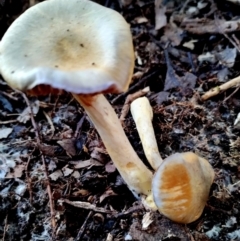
[205,225,222,239]
[17,100,39,123]
[57,138,76,156]
[202,75,240,100]
[0,127,13,139]
[142,212,154,230]
[49,170,63,181]
[62,166,74,177]
[155,0,167,30]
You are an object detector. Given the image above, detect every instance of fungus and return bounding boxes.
[131,97,215,223]
[130,96,163,170]
[152,152,214,223]
[0,0,154,201]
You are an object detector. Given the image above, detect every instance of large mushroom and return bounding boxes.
[0,0,154,203]
[131,97,215,223]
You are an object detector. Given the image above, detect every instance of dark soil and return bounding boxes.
[1,0,240,241]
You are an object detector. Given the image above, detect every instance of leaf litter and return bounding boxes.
[1,0,240,240]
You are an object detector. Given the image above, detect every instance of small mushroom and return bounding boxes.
[131,97,215,223]
[130,96,163,170]
[152,152,214,223]
[0,0,153,201]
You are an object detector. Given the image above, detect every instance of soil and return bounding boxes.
[0,0,240,241]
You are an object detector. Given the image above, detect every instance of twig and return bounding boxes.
[59,198,144,218]
[20,92,41,144]
[19,91,57,233]
[74,114,86,138]
[74,211,93,241]
[119,86,150,125]
[43,110,55,139]
[0,120,18,124]
[215,14,240,53]
[111,70,159,104]
[116,204,144,218]
[25,156,33,204]
[59,199,118,215]
[223,86,240,103]
[3,214,8,241]
[41,155,56,231]
[201,75,240,100]
[0,90,18,101]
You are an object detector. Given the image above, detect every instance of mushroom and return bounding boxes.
[152,152,214,223]
[0,0,154,203]
[131,97,215,223]
[130,96,163,170]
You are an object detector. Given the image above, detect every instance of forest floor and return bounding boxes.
[0,0,240,240]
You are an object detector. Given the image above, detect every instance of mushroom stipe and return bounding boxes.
[131,97,215,224]
[0,0,155,210]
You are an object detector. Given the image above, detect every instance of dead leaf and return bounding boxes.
[0,127,13,139]
[161,22,184,46]
[142,212,154,230]
[216,47,237,68]
[183,39,198,50]
[73,158,103,169]
[17,100,40,123]
[62,166,74,177]
[59,129,74,139]
[49,170,63,181]
[155,0,167,30]
[134,16,148,24]
[6,163,25,178]
[71,170,80,179]
[57,138,76,156]
[39,144,59,156]
[91,147,108,163]
[164,50,182,91]
[72,189,90,197]
[99,188,117,203]
[198,52,216,64]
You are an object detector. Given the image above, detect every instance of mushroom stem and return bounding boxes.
[131,97,163,170]
[73,93,153,199]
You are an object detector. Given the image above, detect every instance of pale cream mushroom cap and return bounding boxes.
[0,0,134,94]
[152,152,214,223]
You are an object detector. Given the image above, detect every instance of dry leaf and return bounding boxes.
[0,127,13,139]
[142,212,154,230]
[99,188,117,203]
[74,158,103,169]
[6,163,25,178]
[49,170,63,181]
[71,170,80,179]
[17,100,39,123]
[182,40,198,50]
[155,0,167,30]
[57,138,76,156]
[161,23,184,46]
[134,17,148,24]
[62,166,74,177]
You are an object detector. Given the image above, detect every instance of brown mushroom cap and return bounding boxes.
[0,0,134,95]
[152,152,214,223]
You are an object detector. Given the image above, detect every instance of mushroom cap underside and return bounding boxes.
[152,152,214,223]
[0,0,134,95]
